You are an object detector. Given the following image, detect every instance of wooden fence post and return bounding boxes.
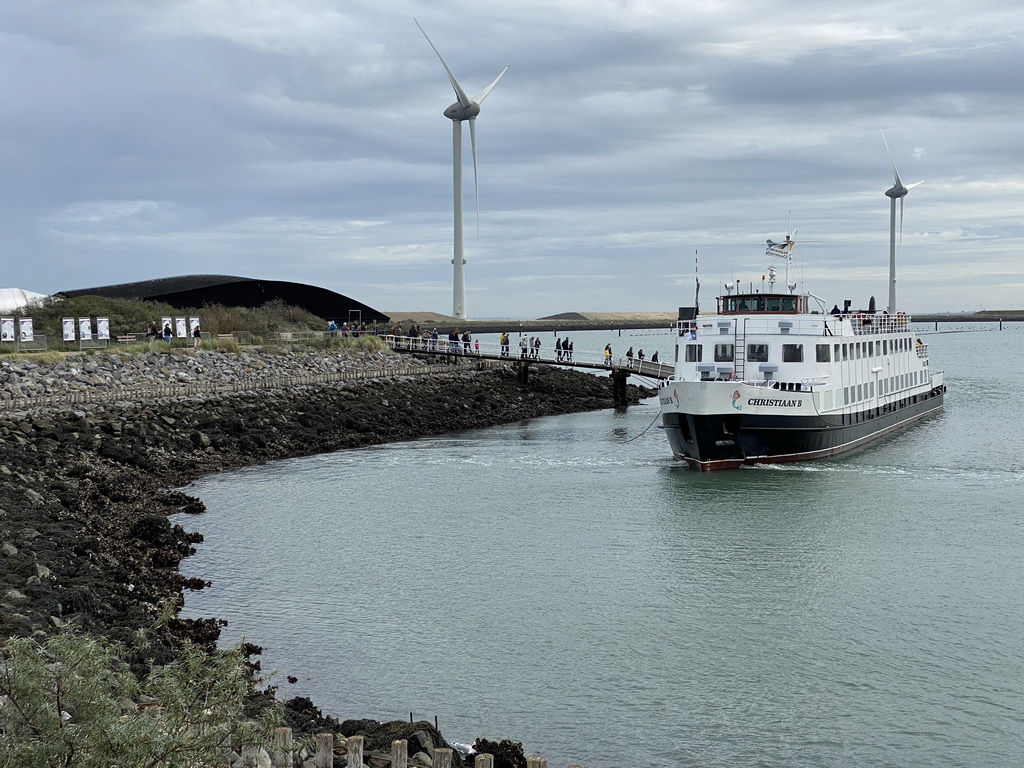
[526,759,548,768]
[346,734,364,768]
[475,754,495,768]
[391,739,408,768]
[273,727,292,767]
[315,733,334,768]
[434,747,453,768]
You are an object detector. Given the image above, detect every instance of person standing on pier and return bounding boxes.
[519,334,528,359]
[626,347,634,368]
[555,338,563,361]
[604,344,612,366]
[566,338,573,361]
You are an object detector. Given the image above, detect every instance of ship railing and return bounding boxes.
[686,317,837,337]
[849,312,912,335]
[679,313,915,337]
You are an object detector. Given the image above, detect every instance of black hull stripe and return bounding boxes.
[742,402,943,463]
[664,391,945,467]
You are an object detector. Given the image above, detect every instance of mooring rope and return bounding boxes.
[623,408,663,443]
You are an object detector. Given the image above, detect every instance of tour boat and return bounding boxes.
[659,236,945,470]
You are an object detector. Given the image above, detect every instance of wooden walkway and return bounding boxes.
[383,335,674,380]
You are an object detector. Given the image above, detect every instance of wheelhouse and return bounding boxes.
[718,293,808,314]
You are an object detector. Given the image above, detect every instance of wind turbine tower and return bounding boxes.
[881,131,924,314]
[416,19,508,320]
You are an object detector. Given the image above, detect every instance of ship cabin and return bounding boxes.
[717,293,809,315]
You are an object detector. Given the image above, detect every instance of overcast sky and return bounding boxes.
[2,1,1022,317]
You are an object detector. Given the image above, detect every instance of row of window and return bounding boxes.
[835,370,922,406]
[685,337,917,364]
[685,343,803,363]
[719,295,801,313]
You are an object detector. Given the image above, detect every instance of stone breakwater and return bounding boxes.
[0,347,427,407]
[0,347,653,646]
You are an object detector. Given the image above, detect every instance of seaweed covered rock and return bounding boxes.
[472,738,527,768]
[339,719,463,766]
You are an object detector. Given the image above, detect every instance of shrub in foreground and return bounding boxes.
[0,630,281,767]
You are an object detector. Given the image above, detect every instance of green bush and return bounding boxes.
[21,296,330,347]
[0,631,281,767]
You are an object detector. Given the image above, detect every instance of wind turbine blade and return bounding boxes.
[880,129,903,188]
[906,179,926,191]
[473,66,509,104]
[469,117,480,235]
[414,18,472,107]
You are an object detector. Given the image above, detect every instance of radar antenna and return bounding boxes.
[765,232,797,292]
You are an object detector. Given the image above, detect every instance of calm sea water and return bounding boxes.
[178,324,1024,768]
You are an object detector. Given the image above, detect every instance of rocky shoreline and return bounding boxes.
[0,346,652,755]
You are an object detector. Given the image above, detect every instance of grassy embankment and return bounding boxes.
[2,295,390,358]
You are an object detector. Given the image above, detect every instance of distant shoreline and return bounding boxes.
[383,310,1024,335]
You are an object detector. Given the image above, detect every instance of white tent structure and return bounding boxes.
[0,288,48,314]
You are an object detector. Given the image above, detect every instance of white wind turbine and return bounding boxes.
[416,19,508,320]
[881,131,925,314]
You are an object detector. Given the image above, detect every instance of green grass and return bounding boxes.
[24,296,329,343]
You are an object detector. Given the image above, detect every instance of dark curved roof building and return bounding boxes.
[56,274,389,324]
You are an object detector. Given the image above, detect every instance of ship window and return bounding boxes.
[723,297,737,312]
[714,343,734,362]
[857,384,863,401]
[685,344,702,362]
[843,386,849,404]
[737,297,754,311]
[825,390,833,409]
[816,344,831,362]
[867,342,874,358]
[765,297,781,312]
[781,297,796,311]
[834,343,840,359]
[869,381,874,397]
[855,343,861,359]
[883,340,888,354]
[875,341,881,356]
[782,344,803,362]
[748,344,769,362]
[842,343,848,360]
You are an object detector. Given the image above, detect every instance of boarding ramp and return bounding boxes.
[383,335,674,380]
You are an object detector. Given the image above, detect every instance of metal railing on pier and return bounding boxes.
[382,335,675,379]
